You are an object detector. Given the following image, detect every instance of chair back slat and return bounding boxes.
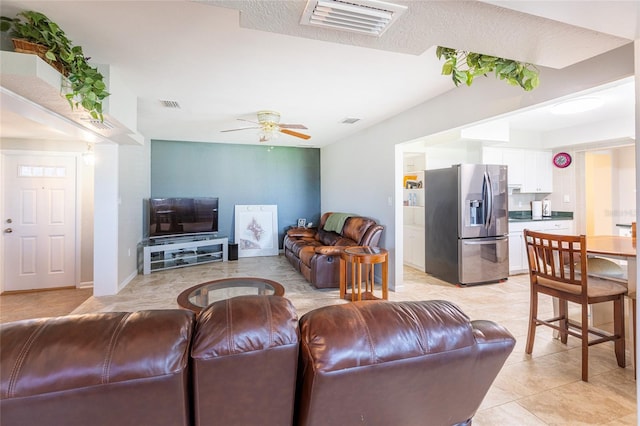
[524,229,586,293]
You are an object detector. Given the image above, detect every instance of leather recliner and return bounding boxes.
[296,299,516,426]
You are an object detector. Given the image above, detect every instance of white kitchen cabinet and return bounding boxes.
[483,147,551,192]
[404,225,425,270]
[508,230,526,272]
[482,147,525,187]
[502,149,526,187]
[522,150,553,193]
[508,220,574,274]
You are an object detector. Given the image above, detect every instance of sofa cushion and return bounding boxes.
[192,295,299,357]
[1,310,194,398]
[342,217,376,244]
[316,229,342,246]
[287,228,316,238]
[0,310,195,426]
[333,237,358,247]
[299,300,476,371]
[191,295,300,426]
[287,238,321,257]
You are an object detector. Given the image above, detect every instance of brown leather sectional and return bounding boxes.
[284,212,384,288]
[0,296,515,426]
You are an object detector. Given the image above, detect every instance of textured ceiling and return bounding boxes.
[210,0,629,67]
[0,0,637,147]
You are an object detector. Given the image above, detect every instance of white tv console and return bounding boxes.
[141,233,228,275]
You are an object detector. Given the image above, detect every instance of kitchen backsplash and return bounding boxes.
[509,192,551,212]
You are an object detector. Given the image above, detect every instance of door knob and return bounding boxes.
[6,218,12,224]
[4,228,12,233]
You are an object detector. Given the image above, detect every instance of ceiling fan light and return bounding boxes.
[257,110,281,124]
[550,97,603,115]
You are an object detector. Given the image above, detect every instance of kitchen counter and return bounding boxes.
[508,211,573,222]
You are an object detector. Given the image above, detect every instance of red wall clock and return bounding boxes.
[553,152,572,168]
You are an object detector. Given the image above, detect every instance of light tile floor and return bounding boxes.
[67,255,638,424]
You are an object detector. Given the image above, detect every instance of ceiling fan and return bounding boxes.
[221,110,311,142]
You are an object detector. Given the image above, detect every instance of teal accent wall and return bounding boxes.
[150,140,321,247]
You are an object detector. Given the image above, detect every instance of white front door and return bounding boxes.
[2,153,77,292]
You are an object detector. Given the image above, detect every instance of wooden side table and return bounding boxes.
[340,246,388,301]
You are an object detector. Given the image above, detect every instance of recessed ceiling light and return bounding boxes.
[550,97,603,115]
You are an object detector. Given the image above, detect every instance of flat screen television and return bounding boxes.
[147,197,219,239]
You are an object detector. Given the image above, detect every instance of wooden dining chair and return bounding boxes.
[523,229,627,381]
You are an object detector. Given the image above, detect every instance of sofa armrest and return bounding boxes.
[314,246,344,256]
[287,227,316,238]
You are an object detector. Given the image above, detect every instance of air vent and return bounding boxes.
[341,117,361,124]
[160,99,181,109]
[300,0,407,37]
[81,118,115,130]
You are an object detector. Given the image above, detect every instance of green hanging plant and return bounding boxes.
[1,10,110,121]
[436,46,539,92]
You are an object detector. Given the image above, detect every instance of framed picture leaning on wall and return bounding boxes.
[234,205,278,257]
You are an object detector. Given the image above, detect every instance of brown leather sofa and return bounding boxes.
[0,296,515,426]
[0,296,300,426]
[284,212,384,288]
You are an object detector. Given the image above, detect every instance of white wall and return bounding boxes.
[93,143,119,296]
[613,145,637,227]
[117,142,150,286]
[93,139,150,296]
[321,43,635,290]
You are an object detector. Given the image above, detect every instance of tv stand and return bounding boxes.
[140,233,228,274]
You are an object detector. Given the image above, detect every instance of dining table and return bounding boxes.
[586,235,636,290]
[586,235,636,358]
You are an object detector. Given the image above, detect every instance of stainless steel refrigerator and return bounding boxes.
[425,164,509,285]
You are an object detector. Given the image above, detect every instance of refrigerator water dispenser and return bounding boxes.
[469,200,485,226]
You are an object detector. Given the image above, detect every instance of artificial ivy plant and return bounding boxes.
[436,46,539,92]
[1,10,110,120]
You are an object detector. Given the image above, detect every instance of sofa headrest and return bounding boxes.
[192,295,299,359]
[298,300,476,372]
[0,310,195,399]
[342,216,376,243]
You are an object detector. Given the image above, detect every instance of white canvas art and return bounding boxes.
[234,205,278,257]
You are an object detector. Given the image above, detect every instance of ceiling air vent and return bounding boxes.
[160,99,181,109]
[81,117,115,130]
[300,0,407,37]
[341,117,361,124]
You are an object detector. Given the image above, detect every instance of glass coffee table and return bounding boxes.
[177,277,285,313]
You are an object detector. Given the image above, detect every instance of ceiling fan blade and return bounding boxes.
[238,118,261,125]
[280,128,311,140]
[220,126,259,132]
[279,123,308,130]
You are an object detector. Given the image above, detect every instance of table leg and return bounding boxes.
[339,257,346,300]
[356,261,362,301]
[382,258,388,300]
[351,260,356,302]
